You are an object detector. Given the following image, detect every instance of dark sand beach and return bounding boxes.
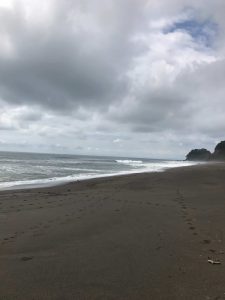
[1,163,225,299]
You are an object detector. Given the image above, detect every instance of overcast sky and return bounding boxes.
[0,0,224,159]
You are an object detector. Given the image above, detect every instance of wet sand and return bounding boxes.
[0,163,225,299]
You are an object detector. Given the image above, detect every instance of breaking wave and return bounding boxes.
[0,152,200,190]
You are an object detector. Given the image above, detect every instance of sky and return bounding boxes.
[0,0,225,159]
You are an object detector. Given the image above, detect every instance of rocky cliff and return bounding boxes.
[186,141,225,161]
[186,149,211,161]
[211,141,225,160]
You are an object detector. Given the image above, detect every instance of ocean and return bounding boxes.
[0,151,197,190]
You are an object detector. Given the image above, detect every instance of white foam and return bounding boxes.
[116,159,143,167]
[0,160,200,190]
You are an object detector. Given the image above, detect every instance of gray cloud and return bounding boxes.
[0,0,225,158]
[0,0,136,110]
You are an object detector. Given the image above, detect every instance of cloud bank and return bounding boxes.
[0,0,225,158]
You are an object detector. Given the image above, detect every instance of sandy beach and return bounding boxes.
[1,163,225,299]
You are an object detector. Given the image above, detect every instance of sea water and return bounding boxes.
[0,151,198,190]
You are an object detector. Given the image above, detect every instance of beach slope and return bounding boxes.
[0,163,225,299]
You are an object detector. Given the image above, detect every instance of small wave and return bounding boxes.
[0,160,200,191]
[116,159,143,166]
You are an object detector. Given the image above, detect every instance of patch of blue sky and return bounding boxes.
[164,18,218,48]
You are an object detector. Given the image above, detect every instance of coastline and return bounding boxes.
[0,159,198,191]
[1,163,225,299]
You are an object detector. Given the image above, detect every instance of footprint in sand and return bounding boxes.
[189,226,195,230]
[209,249,216,253]
[203,239,211,244]
[21,256,33,261]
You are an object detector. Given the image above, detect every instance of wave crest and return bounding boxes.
[116,159,143,166]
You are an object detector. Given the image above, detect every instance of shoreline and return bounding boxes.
[0,160,200,192]
[1,163,225,299]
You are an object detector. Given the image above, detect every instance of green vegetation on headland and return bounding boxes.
[186,141,225,161]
